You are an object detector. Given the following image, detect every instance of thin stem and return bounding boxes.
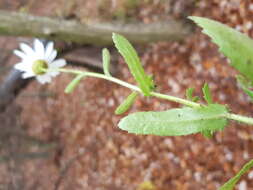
[58,68,140,91]
[225,113,253,125]
[151,92,201,108]
[58,68,201,108]
[56,68,253,125]
[57,68,83,75]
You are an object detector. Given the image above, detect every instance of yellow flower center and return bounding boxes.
[32,60,48,75]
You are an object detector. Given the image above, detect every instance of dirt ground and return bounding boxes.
[1,0,253,190]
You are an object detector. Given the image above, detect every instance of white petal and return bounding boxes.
[14,63,29,71]
[50,59,66,68]
[49,71,60,77]
[13,50,27,59]
[36,75,52,84]
[22,72,35,79]
[25,56,36,64]
[20,43,35,55]
[44,42,54,59]
[33,39,45,58]
[46,50,57,63]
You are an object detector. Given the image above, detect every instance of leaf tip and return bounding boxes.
[188,16,202,23]
[187,16,195,20]
[118,117,127,131]
[102,48,111,77]
[112,32,120,41]
[202,83,213,104]
[115,91,138,115]
[64,74,85,94]
[64,88,71,94]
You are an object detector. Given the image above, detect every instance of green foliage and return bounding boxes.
[237,75,253,101]
[242,87,253,101]
[189,16,253,82]
[119,104,228,136]
[102,48,111,77]
[115,91,138,115]
[64,74,85,94]
[201,130,214,138]
[201,84,214,138]
[186,87,194,100]
[112,33,154,96]
[186,84,218,138]
[220,159,253,190]
[186,87,199,102]
[202,83,213,104]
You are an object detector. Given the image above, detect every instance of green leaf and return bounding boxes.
[115,91,138,115]
[192,96,200,102]
[189,16,253,82]
[186,87,194,100]
[102,48,111,77]
[112,33,154,96]
[119,104,228,136]
[242,88,253,100]
[237,75,253,101]
[186,87,199,102]
[201,83,215,138]
[201,130,214,138]
[220,159,253,190]
[202,83,213,104]
[64,74,85,94]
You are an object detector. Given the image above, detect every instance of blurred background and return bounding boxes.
[0,0,253,189]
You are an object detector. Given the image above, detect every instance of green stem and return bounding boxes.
[58,68,201,108]
[56,68,253,125]
[58,68,140,91]
[225,113,253,125]
[151,92,201,108]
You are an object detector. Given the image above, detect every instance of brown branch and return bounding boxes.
[0,69,31,112]
[0,10,193,45]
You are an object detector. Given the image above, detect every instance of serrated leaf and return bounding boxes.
[189,16,253,82]
[115,91,138,115]
[237,75,253,101]
[64,74,85,94]
[220,159,253,190]
[102,48,111,77]
[112,33,154,96]
[118,104,228,136]
[202,83,213,104]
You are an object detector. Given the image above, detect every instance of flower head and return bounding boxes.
[14,39,66,84]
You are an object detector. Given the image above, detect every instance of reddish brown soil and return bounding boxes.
[1,0,253,190]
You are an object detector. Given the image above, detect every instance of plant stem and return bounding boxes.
[58,69,201,108]
[57,68,253,125]
[59,68,140,91]
[225,113,253,125]
[151,92,201,108]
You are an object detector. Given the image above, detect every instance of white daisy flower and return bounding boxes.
[14,39,66,84]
